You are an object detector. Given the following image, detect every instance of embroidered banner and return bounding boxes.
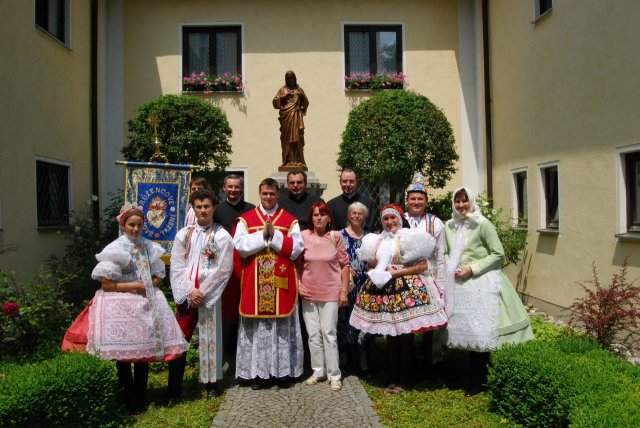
[120,161,192,253]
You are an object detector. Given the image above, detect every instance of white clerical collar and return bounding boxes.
[343,192,357,199]
[259,203,279,216]
[227,198,241,206]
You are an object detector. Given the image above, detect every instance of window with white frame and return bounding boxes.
[36,158,71,228]
[617,146,640,235]
[344,25,403,79]
[538,162,559,230]
[512,168,528,227]
[35,0,70,45]
[182,26,242,78]
[534,0,553,21]
[625,152,640,232]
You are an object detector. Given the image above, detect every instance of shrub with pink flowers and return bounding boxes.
[344,72,406,91]
[182,71,244,92]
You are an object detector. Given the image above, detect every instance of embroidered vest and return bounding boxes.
[236,208,299,318]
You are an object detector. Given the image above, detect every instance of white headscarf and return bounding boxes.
[443,187,483,316]
[451,187,482,224]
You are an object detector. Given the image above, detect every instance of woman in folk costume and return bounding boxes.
[403,172,450,367]
[350,204,448,392]
[62,204,189,414]
[444,187,534,396]
[169,189,233,399]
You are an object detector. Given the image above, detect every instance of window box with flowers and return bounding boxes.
[344,72,406,91]
[182,72,245,93]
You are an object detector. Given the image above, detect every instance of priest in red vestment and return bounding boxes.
[233,178,304,390]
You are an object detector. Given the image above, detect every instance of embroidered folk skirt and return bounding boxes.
[349,266,448,336]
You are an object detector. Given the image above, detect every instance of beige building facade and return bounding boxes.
[488,0,640,314]
[0,0,94,274]
[100,0,483,200]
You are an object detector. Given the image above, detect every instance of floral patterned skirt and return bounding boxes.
[349,267,448,336]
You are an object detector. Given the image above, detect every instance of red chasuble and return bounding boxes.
[236,208,299,318]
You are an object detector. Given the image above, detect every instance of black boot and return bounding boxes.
[133,363,149,412]
[117,362,141,414]
[168,355,186,400]
[422,330,434,368]
[465,352,490,397]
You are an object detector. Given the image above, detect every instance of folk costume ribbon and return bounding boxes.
[132,240,165,360]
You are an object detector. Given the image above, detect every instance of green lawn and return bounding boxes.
[363,379,518,428]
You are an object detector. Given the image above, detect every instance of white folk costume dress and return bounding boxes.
[349,228,448,336]
[233,204,305,380]
[170,223,233,383]
[405,211,449,363]
[444,187,534,351]
[63,235,189,361]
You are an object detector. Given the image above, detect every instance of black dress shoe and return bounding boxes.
[276,376,294,389]
[251,379,264,390]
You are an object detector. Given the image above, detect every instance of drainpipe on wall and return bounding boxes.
[90,0,99,221]
[481,0,493,200]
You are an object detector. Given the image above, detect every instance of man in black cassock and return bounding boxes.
[327,168,377,232]
[213,174,255,373]
[278,169,323,231]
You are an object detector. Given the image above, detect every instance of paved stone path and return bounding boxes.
[211,375,384,428]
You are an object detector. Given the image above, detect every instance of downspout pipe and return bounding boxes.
[90,0,99,221]
[482,0,493,200]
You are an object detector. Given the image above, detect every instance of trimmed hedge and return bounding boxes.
[489,337,640,427]
[0,352,122,427]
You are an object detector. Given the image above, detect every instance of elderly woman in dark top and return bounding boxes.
[336,202,371,375]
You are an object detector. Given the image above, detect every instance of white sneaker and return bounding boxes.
[330,380,342,391]
[306,375,326,385]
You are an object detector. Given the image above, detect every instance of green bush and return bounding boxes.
[339,90,458,200]
[123,94,232,182]
[529,315,582,341]
[489,337,640,427]
[0,270,74,359]
[0,352,123,427]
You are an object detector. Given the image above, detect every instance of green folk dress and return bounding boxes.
[444,216,534,351]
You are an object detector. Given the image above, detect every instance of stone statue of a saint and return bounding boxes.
[273,70,309,169]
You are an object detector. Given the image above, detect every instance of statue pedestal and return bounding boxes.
[278,165,308,172]
[271,170,327,199]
